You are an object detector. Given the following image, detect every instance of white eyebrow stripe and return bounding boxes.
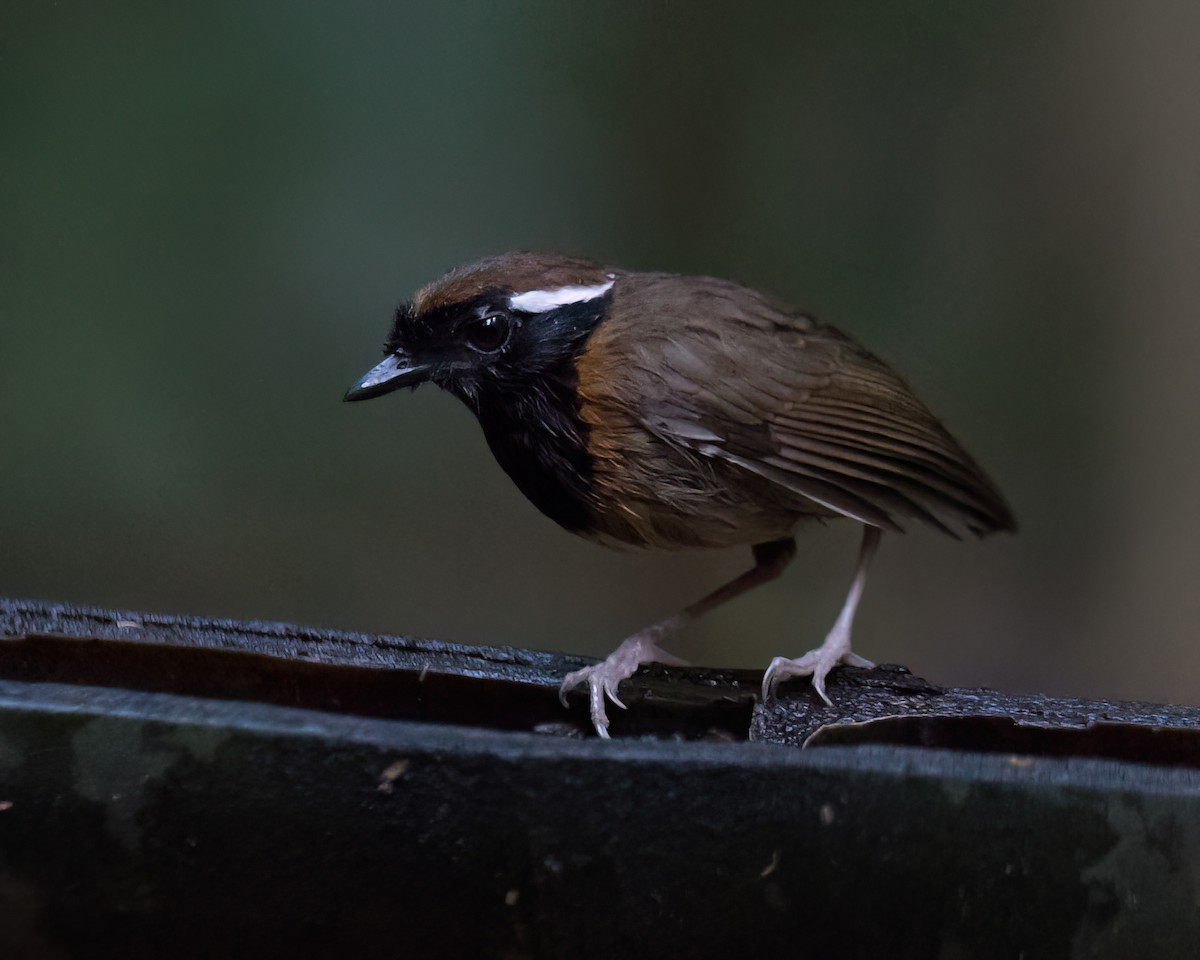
[507,280,614,313]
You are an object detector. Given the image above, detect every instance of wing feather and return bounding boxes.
[614,274,1015,537]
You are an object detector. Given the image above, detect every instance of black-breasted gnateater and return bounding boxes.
[346,252,1015,737]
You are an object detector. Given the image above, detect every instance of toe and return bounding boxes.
[588,678,611,737]
[559,668,585,707]
[763,652,842,704]
[761,658,785,701]
[652,647,689,667]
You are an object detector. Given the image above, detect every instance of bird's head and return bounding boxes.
[344,251,618,408]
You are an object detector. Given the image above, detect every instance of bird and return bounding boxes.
[344,251,1015,737]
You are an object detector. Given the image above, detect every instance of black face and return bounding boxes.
[346,284,613,533]
[369,286,614,532]
[381,287,611,408]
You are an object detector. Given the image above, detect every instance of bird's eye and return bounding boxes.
[463,314,511,354]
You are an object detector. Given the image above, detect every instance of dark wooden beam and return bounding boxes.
[3,596,1200,958]
[3,596,1198,763]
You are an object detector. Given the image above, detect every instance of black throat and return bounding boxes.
[456,295,610,534]
[473,366,594,533]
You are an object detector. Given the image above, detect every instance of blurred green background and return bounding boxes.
[3,2,1198,706]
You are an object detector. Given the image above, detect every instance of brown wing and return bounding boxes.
[607,273,1015,538]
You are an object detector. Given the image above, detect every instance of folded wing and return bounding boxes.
[622,276,1015,538]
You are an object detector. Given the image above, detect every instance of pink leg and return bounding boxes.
[561,539,797,737]
[761,525,882,704]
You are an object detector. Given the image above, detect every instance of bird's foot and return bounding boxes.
[559,624,688,738]
[761,630,873,705]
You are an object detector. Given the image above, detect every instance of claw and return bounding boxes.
[761,657,783,702]
[558,629,688,736]
[558,667,587,707]
[811,670,831,706]
[603,679,627,710]
[760,645,867,705]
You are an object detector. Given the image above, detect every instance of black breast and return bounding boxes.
[474,371,594,533]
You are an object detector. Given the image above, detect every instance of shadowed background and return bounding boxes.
[2,2,1197,705]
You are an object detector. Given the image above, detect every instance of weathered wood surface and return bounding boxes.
[3,596,1198,764]
[3,596,1200,958]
